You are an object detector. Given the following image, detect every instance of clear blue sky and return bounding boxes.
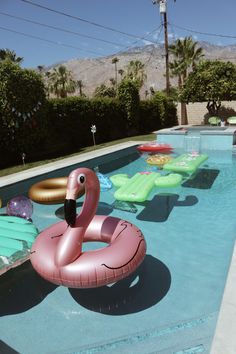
[1,0,236,68]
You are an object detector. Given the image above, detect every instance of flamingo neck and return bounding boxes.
[75,187,98,227]
[55,175,100,267]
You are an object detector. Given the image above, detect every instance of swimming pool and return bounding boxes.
[0,146,236,354]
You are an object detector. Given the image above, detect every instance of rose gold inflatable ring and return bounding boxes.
[28,177,84,204]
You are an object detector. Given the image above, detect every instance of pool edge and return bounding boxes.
[0,141,144,188]
[210,241,236,354]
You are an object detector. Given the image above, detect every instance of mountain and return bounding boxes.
[47,41,236,97]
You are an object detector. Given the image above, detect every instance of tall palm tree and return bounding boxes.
[169,37,204,124]
[0,48,23,64]
[126,60,147,89]
[77,80,85,97]
[111,57,119,92]
[48,65,77,98]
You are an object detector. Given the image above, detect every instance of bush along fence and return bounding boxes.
[0,94,177,169]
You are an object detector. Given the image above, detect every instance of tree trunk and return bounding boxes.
[180,102,188,125]
[178,74,188,125]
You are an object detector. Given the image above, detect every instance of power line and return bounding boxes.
[18,0,157,43]
[144,25,163,66]
[114,25,162,56]
[67,27,163,79]
[0,25,106,56]
[0,11,126,48]
[171,22,236,40]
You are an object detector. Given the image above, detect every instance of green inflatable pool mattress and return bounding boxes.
[163,153,208,174]
[0,215,38,276]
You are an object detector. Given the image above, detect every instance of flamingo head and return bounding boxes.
[64,168,100,226]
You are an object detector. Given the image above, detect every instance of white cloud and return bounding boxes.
[142,39,154,45]
[168,33,175,39]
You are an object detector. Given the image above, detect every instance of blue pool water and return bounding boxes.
[0,147,236,354]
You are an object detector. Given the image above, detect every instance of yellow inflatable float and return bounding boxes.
[146,154,172,167]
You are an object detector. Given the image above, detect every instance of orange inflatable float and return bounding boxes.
[28,177,84,204]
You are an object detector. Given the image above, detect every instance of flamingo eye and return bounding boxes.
[77,174,85,184]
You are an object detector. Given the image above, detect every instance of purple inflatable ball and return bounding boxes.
[7,196,33,220]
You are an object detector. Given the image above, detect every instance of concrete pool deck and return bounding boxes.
[0,141,144,188]
[0,140,235,354]
[155,124,236,136]
[210,242,236,354]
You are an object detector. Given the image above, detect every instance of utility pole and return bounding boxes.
[152,0,171,95]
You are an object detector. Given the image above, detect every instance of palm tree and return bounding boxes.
[111,57,119,92]
[94,83,116,98]
[109,78,116,87]
[150,86,155,96]
[169,37,204,124]
[125,60,147,89]
[37,65,45,73]
[0,48,23,64]
[48,65,77,98]
[118,69,124,78]
[145,90,149,99]
[77,80,85,97]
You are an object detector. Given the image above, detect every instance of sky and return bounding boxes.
[1,0,236,68]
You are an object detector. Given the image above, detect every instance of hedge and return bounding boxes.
[0,95,177,168]
[0,61,46,168]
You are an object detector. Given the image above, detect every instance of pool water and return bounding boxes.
[0,147,236,354]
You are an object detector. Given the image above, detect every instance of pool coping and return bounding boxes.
[0,141,144,188]
[210,241,236,354]
[154,124,236,136]
[0,140,236,353]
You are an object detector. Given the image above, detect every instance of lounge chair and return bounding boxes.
[227,116,236,125]
[208,116,220,126]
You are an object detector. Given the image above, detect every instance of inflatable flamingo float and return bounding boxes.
[30,168,146,288]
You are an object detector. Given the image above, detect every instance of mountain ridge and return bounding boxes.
[46,41,236,97]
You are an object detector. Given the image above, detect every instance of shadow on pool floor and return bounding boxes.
[0,340,20,354]
[69,255,171,315]
[0,255,171,317]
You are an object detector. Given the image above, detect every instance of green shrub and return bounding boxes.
[0,60,46,167]
[139,92,178,132]
[139,100,163,132]
[42,96,127,157]
[117,79,140,133]
[0,84,178,168]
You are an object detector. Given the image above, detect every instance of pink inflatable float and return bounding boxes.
[30,168,146,288]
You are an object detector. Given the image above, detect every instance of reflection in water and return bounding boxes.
[69,255,171,315]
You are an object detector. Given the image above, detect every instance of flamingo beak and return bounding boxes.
[64,199,76,226]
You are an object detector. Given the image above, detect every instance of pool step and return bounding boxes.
[76,313,217,354]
